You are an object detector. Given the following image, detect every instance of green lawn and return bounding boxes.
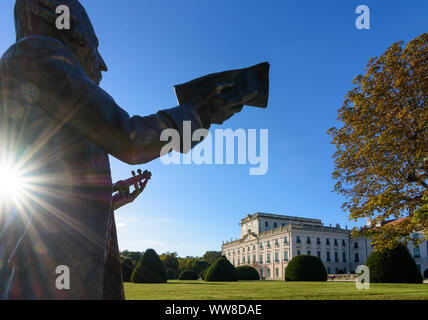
[124,280,428,300]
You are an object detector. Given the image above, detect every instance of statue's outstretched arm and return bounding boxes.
[4,36,205,164]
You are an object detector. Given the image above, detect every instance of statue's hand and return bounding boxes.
[112,170,151,211]
[193,82,258,125]
[112,181,144,211]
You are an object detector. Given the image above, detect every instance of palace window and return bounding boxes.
[259,242,263,249]
[334,239,338,246]
[274,222,278,228]
[307,250,311,255]
[354,242,359,249]
[326,251,331,262]
[267,253,271,263]
[317,238,321,245]
[275,252,279,262]
[284,250,288,261]
[238,258,240,265]
[335,252,338,262]
[317,251,321,259]
[265,221,269,228]
[275,268,279,278]
[342,239,346,246]
[267,240,271,248]
[307,237,311,244]
[253,255,256,264]
[267,268,271,278]
[247,255,250,264]
[326,238,330,245]
[297,250,301,255]
[327,267,331,274]
[414,247,421,258]
[243,256,245,263]
[259,255,263,264]
[296,236,301,244]
[342,252,347,262]
[275,239,279,246]
[354,253,360,262]
[284,236,288,244]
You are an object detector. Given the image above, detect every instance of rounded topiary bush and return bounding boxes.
[236,266,260,280]
[424,269,428,279]
[167,268,177,280]
[121,257,135,282]
[200,267,209,280]
[365,245,423,283]
[131,248,167,283]
[205,257,237,282]
[284,255,327,281]
[178,269,199,280]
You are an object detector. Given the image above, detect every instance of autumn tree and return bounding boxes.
[328,33,428,250]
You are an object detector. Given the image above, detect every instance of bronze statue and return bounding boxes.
[0,0,268,299]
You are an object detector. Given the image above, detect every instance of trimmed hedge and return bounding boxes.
[131,248,167,283]
[205,256,237,282]
[178,269,199,280]
[192,260,210,275]
[167,268,177,280]
[121,257,135,282]
[284,255,327,281]
[424,269,428,279]
[236,266,260,280]
[366,245,423,283]
[200,267,209,280]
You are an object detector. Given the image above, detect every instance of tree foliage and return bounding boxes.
[160,251,179,272]
[365,244,422,283]
[167,268,177,280]
[202,251,222,265]
[191,259,210,275]
[178,256,199,274]
[284,255,327,281]
[131,248,167,283]
[328,33,428,250]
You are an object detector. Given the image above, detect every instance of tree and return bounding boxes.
[204,256,237,282]
[121,257,135,282]
[178,256,198,274]
[120,250,143,263]
[328,33,428,250]
[191,260,209,275]
[160,251,179,272]
[202,251,222,265]
[365,244,422,283]
[131,248,167,283]
[284,255,327,281]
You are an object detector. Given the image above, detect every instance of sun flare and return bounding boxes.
[0,163,24,198]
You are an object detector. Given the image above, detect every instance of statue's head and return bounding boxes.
[14,0,107,85]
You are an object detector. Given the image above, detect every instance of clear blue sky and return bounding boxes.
[1,0,427,257]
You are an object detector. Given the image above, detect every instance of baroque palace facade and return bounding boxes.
[221,212,428,279]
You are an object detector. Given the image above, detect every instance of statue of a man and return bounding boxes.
[0,0,252,299]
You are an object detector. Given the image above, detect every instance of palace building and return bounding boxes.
[221,212,428,279]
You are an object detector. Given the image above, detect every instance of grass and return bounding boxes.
[124,280,428,300]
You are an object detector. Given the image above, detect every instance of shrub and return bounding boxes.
[284,255,327,281]
[200,267,209,280]
[178,269,199,280]
[121,257,135,282]
[131,248,167,283]
[167,268,177,280]
[366,245,423,283]
[424,269,428,279]
[191,260,209,275]
[205,257,237,282]
[236,266,260,280]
